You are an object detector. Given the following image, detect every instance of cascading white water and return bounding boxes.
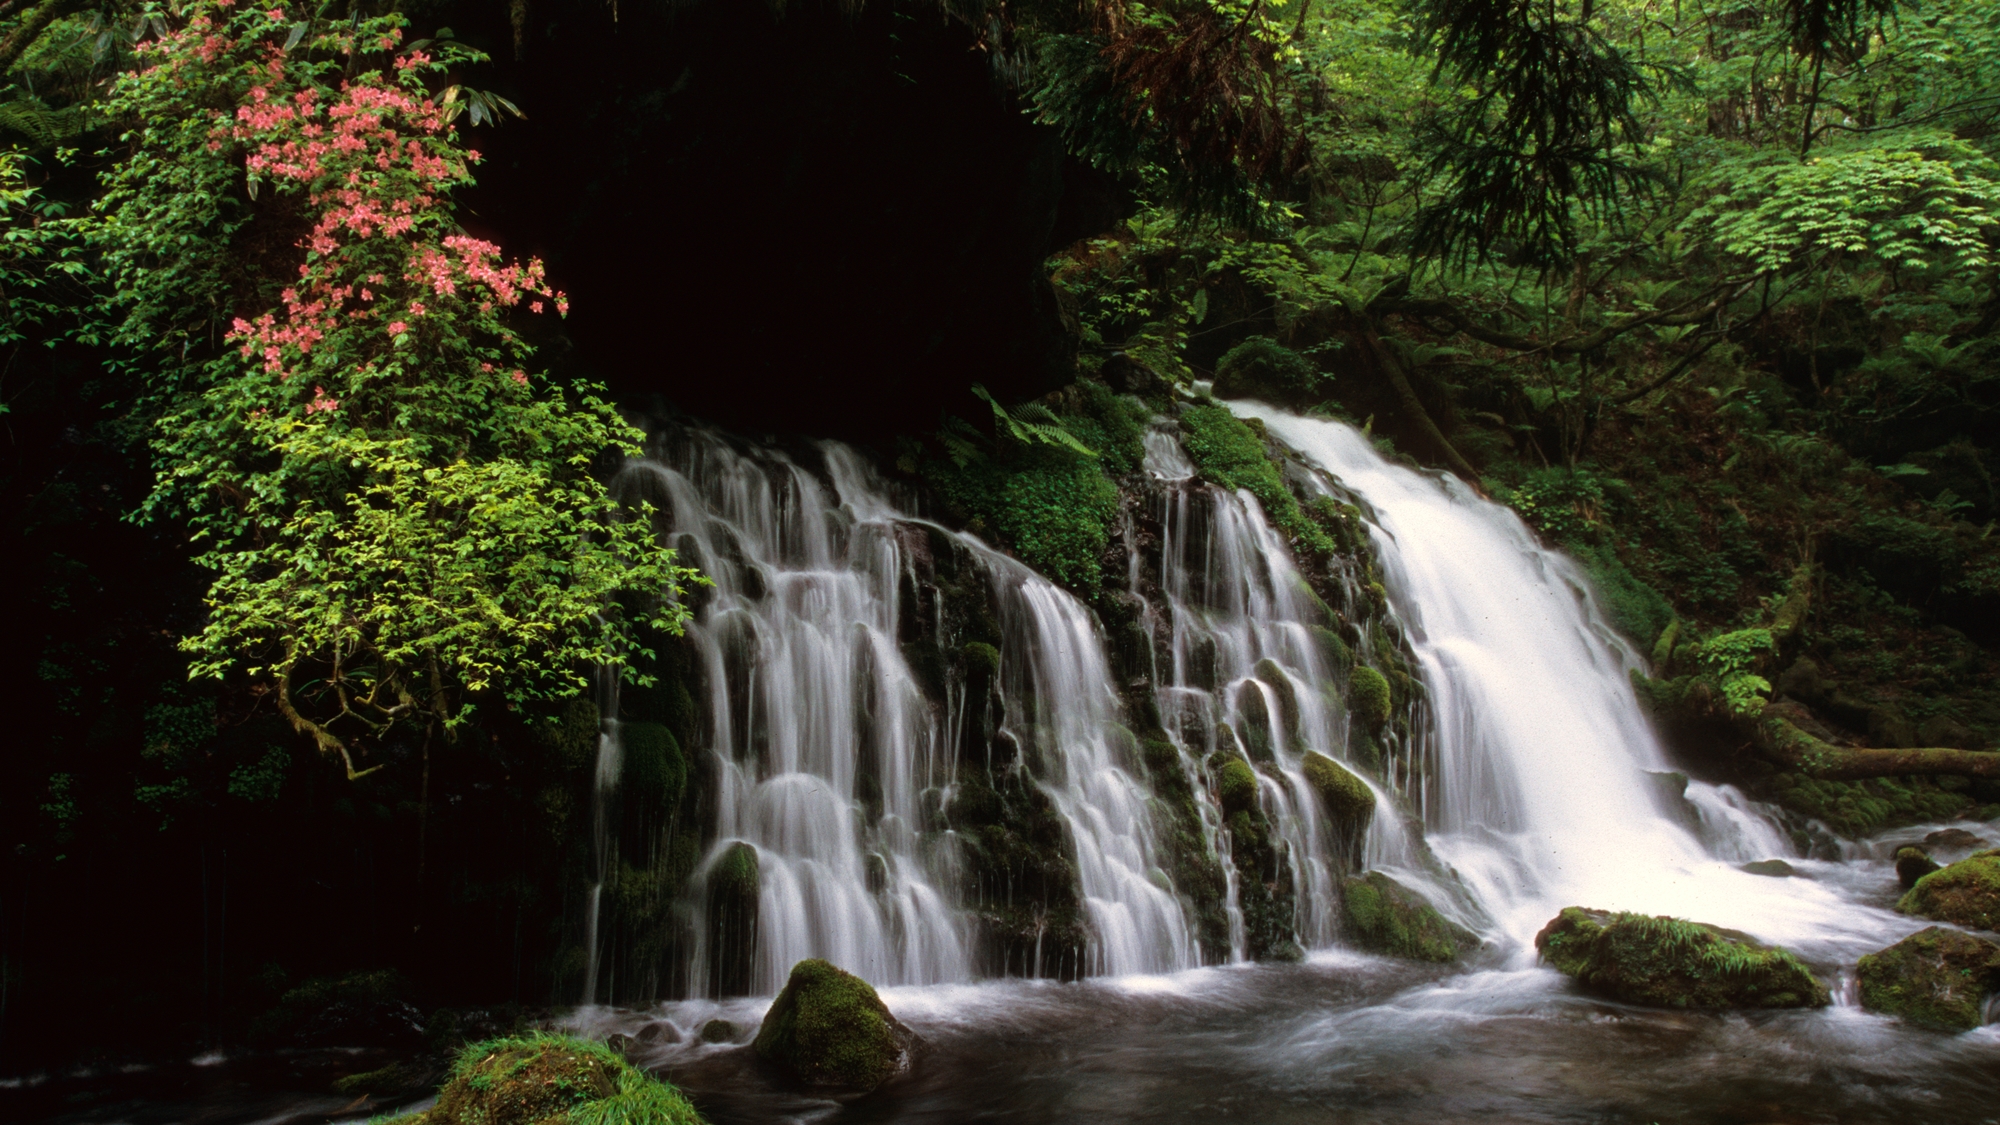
[1135,426,1409,957]
[610,430,1195,993]
[1229,402,1913,961]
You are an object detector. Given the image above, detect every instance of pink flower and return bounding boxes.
[530,300,543,314]
[305,386,340,414]
[512,370,528,385]
[409,301,426,317]
[388,320,408,335]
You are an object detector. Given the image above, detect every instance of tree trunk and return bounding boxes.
[1755,703,2000,781]
[1361,325,1482,483]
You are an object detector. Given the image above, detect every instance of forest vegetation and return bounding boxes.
[1,0,1996,1074]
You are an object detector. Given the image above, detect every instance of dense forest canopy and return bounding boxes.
[1,0,1996,1068]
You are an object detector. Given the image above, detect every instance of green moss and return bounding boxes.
[1218,758,1259,815]
[1212,336,1322,402]
[1771,772,1973,837]
[1179,404,1336,556]
[963,641,1001,680]
[1310,625,1352,672]
[1896,846,1941,889]
[620,722,686,810]
[1571,541,1675,647]
[1341,871,1476,962]
[1349,666,1392,729]
[753,958,917,1092]
[1856,926,2000,1031]
[531,697,601,772]
[427,1033,705,1125]
[1534,907,1829,1009]
[1302,752,1373,825]
[713,841,760,903]
[1897,849,2000,930]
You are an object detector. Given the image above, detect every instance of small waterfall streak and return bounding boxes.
[581,670,623,1004]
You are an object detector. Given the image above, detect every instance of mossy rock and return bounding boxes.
[1895,846,1941,890]
[1252,658,1303,741]
[1349,666,1391,730]
[1897,849,2000,931]
[753,959,920,1093]
[1856,926,2000,1032]
[1234,680,1274,761]
[1534,907,1829,1009]
[1217,758,1259,816]
[426,1033,705,1125]
[1301,752,1373,829]
[621,722,686,810]
[1341,871,1475,962]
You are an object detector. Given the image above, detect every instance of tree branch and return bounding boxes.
[1756,703,2000,781]
[0,0,91,76]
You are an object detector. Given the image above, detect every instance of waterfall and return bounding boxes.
[608,429,1195,995]
[1229,402,1879,958]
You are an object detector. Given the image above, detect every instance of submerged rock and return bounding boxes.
[1340,871,1476,962]
[1857,926,2000,1032]
[1895,846,1940,889]
[1897,849,2000,931]
[753,958,920,1093]
[1925,828,1986,851]
[1741,859,1796,877]
[636,1020,682,1045]
[428,1033,703,1125]
[699,1019,735,1044]
[1534,908,1829,1009]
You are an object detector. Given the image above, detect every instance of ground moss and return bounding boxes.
[1341,871,1475,962]
[1349,666,1392,729]
[1897,849,2000,930]
[753,959,917,1092]
[620,722,686,811]
[1856,926,2000,1031]
[1771,772,1973,837]
[1534,907,1829,1009]
[1178,404,1336,556]
[421,1033,704,1125]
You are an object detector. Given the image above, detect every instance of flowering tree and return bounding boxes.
[90,1,695,778]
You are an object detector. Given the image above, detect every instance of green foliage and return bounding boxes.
[1697,628,1776,715]
[1691,140,2000,275]
[1497,466,1609,542]
[1570,541,1674,646]
[78,2,699,779]
[1214,335,1321,399]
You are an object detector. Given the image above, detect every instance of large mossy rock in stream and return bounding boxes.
[425,1034,705,1125]
[754,959,920,1093]
[1857,926,2000,1031]
[1303,752,1374,860]
[1534,908,1829,1009]
[1897,850,2000,931]
[1341,871,1476,962]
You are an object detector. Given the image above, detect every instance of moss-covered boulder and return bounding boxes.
[1302,752,1374,837]
[1349,666,1392,729]
[1897,849,2000,930]
[1895,846,1941,889]
[1217,758,1260,815]
[1341,871,1476,962]
[1534,908,1829,1009]
[753,959,919,1093]
[1856,926,2000,1032]
[426,1034,705,1125]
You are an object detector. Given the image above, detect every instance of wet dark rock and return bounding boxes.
[1897,849,2000,931]
[637,1020,682,1045]
[1341,871,1476,962]
[1741,859,1796,877]
[754,958,921,1092]
[1925,828,1985,850]
[1857,926,2000,1031]
[1917,715,1979,749]
[1535,907,1829,1009]
[700,1019,736,1044]
[297,999,428,1049]
[1645,771,1702,833]
[1896,846,1941,889]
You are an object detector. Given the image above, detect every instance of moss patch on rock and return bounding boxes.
[753,959,919,1093]
[1348,666,1392,730]
[1341,871,1475,962]
[1857,926,2000,1031]
[1218,758,1259,815]
[1897,849,2000,931]
[423,1033,704,1125]
[1534,908,1829,1009]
